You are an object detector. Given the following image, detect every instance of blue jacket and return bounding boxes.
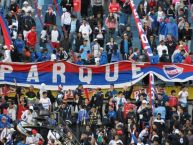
[0,121,11,129]
[42,52,50,61]
[165,22,178,40]
[76,60,84,65]
[173,53,185,63]
[108,110,117,120]
[151,55,159,64]
[80,45,90,60]
[99,51,108,65]
[13,39,25,54]
[77,109,89,124]
[17,141,28,145]
[149,13,158,29]
[111,50,121,62]
[159,22,166,35]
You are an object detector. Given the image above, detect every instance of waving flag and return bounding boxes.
[149,72,156,113]
[0,12,12,49]
[129,0,155,110]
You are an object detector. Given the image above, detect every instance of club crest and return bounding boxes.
[163,65,183,79]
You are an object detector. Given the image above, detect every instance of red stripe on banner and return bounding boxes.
[0,13,12,50]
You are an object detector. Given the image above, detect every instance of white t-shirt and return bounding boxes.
[51,30,59,43]
[108,140,123,145]
[39,97,51,110]
[157,44,168,57]
[178,91,188,104]
[51,53,57,61]
[26,133,42,144]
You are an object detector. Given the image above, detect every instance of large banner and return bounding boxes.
[0,61,192,90]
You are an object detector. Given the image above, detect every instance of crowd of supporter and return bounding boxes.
[0,82,192,145]
[0,0,192,65]
[0,0,193,145]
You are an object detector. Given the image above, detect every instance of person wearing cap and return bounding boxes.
[44,5,56,26]
[26,129,44,145]
[2,45,12,62]
[22,1,33,14]
[0,116,11,131]
[21,105,37,125]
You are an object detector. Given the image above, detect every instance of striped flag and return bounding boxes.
[149,72,156,113]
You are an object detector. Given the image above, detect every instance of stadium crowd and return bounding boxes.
[0,0,192,65]
[0,0,193,145]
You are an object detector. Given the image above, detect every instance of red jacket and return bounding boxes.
[73,0,81,12]
[109,2,120,13]
[184,55,192,64]
[168,96,178,107]
[26,31,37,47]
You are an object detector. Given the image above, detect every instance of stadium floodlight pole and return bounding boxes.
[128,0,154,112]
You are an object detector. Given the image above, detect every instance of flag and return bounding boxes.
[0,13,12,50]
[149,72,156,113]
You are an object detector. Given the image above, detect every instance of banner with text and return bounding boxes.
[0,61,192,90]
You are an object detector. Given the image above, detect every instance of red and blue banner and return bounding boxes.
[0,61,192,90]
[0,13,12,49]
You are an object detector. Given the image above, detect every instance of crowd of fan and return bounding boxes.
[0,83,192,145]
[0,0,193,145]
[0,0,192,65]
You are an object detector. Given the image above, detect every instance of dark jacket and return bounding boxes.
[22,15,36,31]
[120,39,132,55]
[44,11,56,25]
